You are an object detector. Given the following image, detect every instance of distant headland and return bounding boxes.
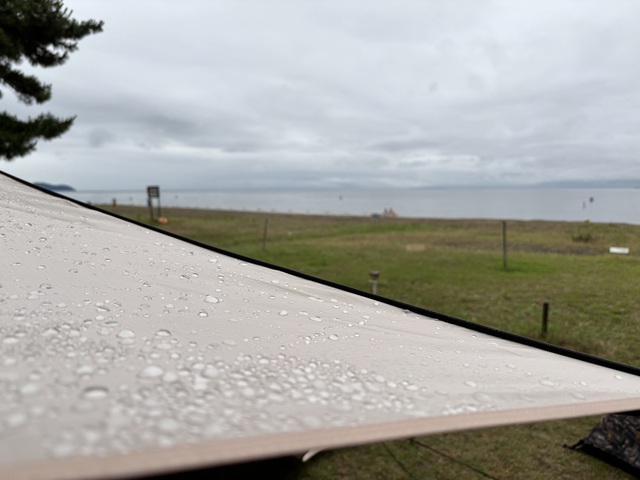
[34,182,75,192]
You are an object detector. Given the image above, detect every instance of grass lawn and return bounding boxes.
[104,205,640,479]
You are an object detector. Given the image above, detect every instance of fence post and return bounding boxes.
[541,302,549,339]
[502,221,507,271]
[369,271,380,295]
[262,219,269,252]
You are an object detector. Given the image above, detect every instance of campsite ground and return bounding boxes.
[104,205,639,479]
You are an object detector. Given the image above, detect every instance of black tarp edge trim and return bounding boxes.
[4,169,640,379]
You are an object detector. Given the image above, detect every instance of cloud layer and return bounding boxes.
[3,0,640,189]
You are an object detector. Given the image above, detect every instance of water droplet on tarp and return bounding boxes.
[81,386,109,400]
[310,316,322,322]
[20,382,40,395]
[155,329,171,337]
[202,364,220,378]
[42,327,60,337]
[3,335,19,345]
[95,302,110,312]
[278,310,288,316]
[117,329,135,339]
[464,380,477,388]
[97,327,110,336]
[204,295,219,304]
[76,365,95,376]
[472,392,492,404]
[198,311,208,317]
[27,290,43,300]
[539,379,556,387]
[138,365,164,378]
[157,418,180,433]
[162,371,179,383]
[328,334,339,341]
[5,412,28,428]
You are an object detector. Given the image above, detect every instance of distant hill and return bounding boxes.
[533,179,640,189]
[34,182,75,192]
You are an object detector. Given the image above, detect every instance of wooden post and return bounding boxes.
[262,219,268,252]
[369,271,380,295]
[541,302,549,339]
[502,221,507,271]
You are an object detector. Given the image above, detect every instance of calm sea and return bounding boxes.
[64,188,640,225]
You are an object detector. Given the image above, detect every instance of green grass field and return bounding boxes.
[105,205,640,479]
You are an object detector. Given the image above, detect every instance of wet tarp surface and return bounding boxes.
[2,171,640,480]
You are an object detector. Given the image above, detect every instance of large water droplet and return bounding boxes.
[202,364,219,378]
[473,392,492,403]
[155,329,171,337]
[42,327,60,337]
[139,365,164,378]
[81,386,110,400]
[20,382,40,395]
[5,412,28,428]
[117,329,135,339]
[157,418,180,433]
[204,295,219,304]
[3,335,19,345]
[95,302,110,312]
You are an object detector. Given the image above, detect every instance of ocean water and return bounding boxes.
[64,188,640,225]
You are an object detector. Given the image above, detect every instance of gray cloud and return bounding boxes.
[3,0,640,190]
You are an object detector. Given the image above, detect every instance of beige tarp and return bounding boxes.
[2,171,640,480]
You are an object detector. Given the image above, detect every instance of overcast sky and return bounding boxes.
[3,1,640,190]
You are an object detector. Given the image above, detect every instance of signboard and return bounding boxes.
[146,185,161,219]
[147,186,160,198]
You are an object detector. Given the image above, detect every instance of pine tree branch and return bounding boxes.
[0,0,103,160]
[0,111,75,160]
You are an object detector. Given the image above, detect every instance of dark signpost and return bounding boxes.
[147,186,161,220]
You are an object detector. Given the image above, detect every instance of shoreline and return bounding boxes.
[95,203,617,227]
[62,187,640,225]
